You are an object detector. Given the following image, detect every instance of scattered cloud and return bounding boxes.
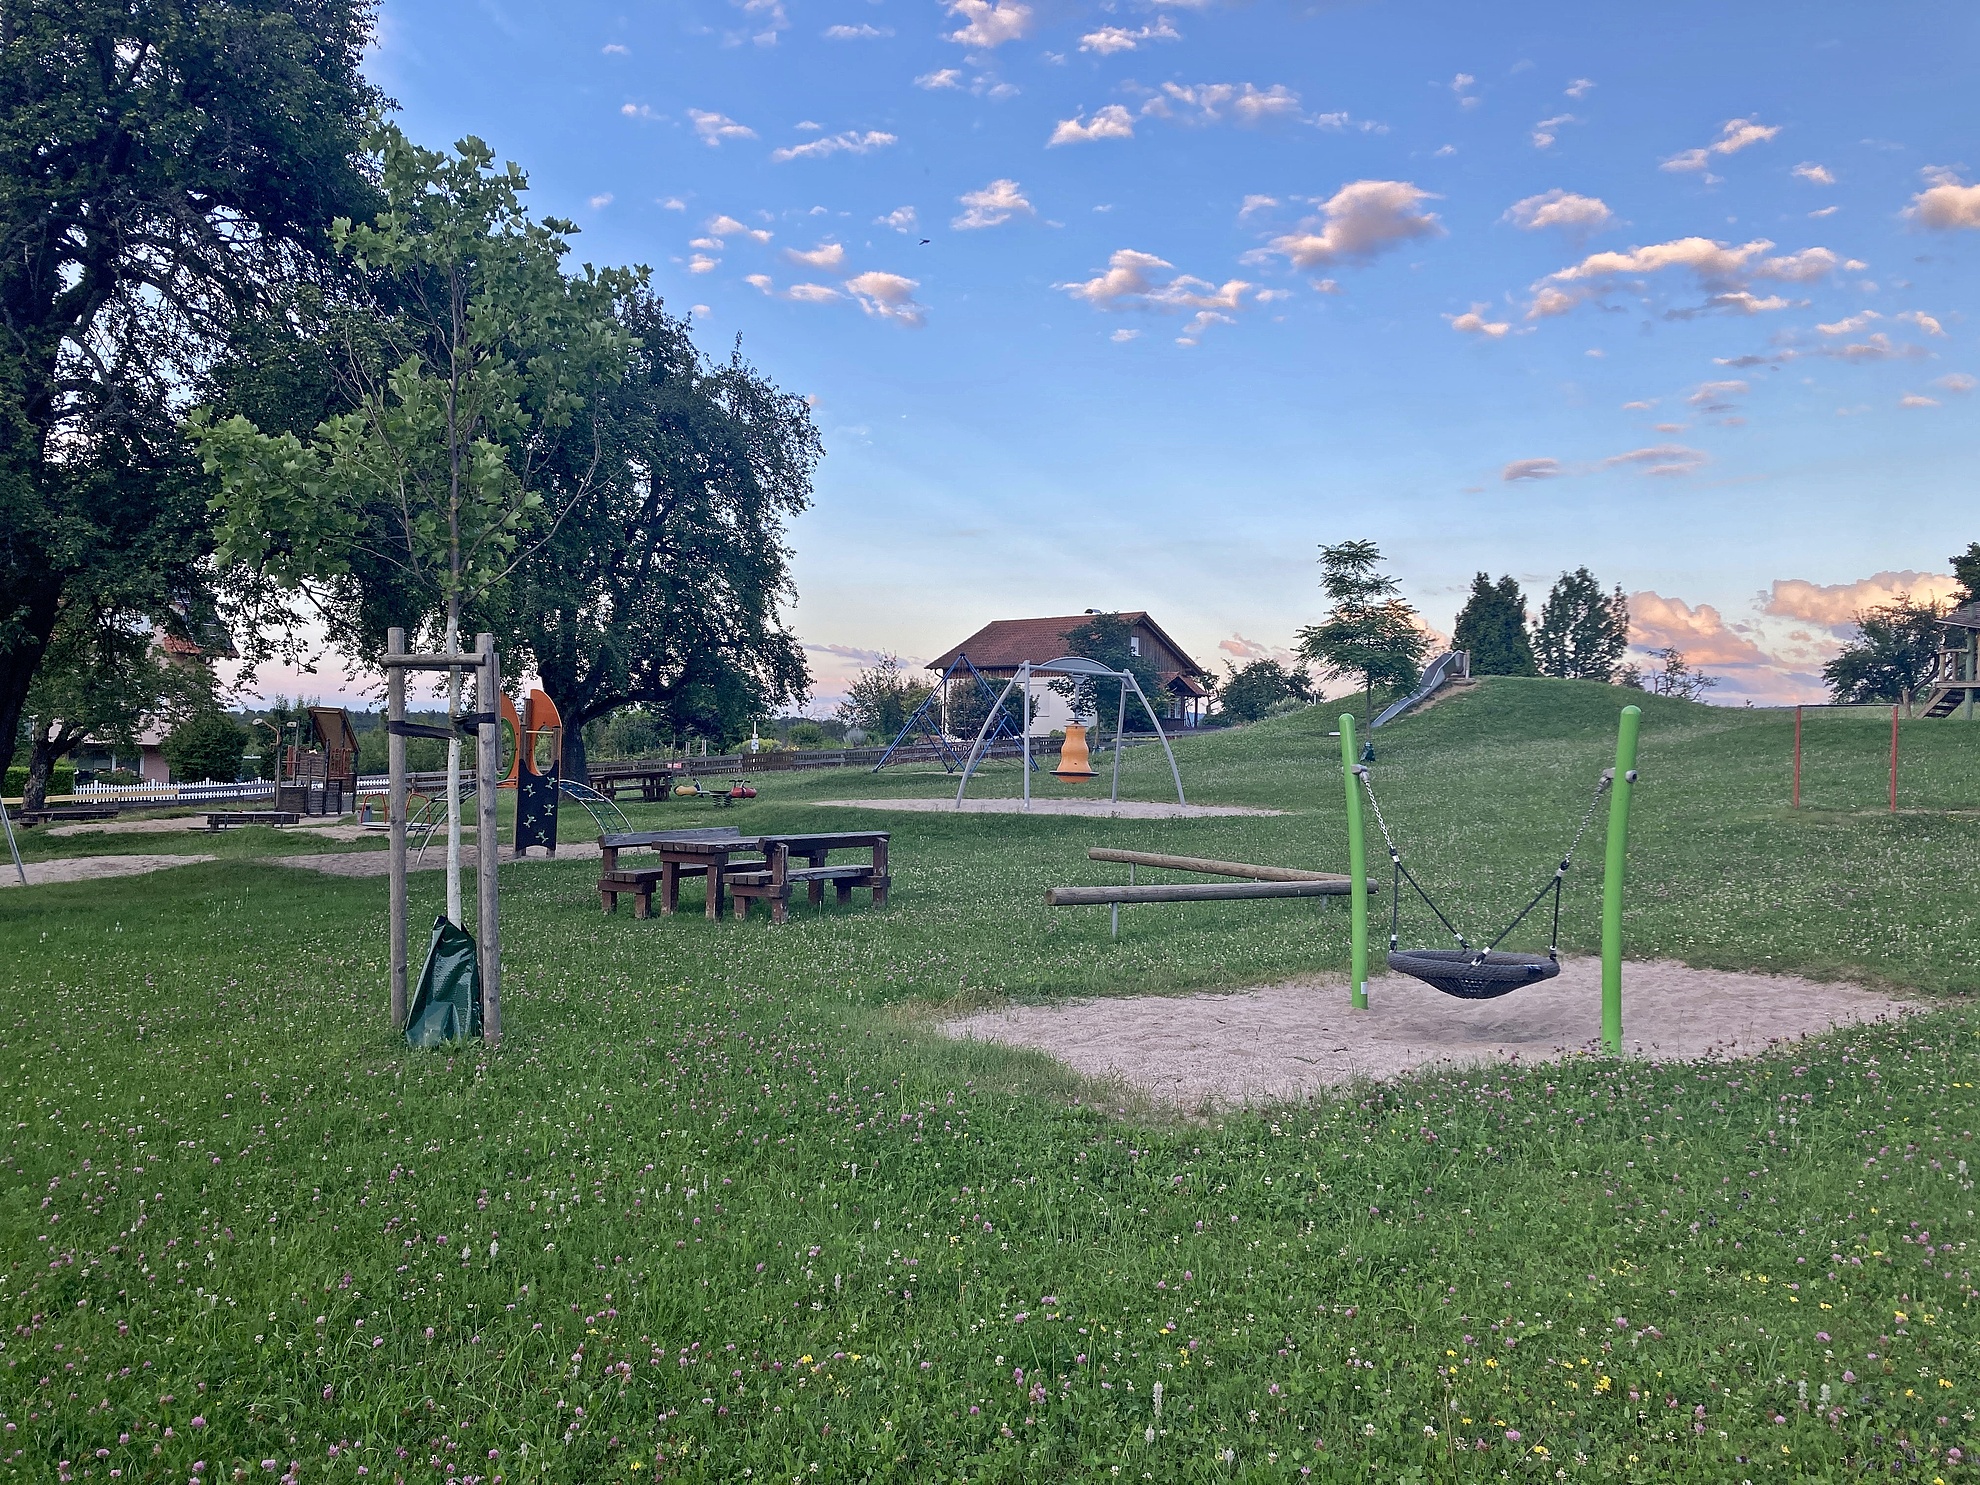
[602,42,629,55]
[952,178,1034,230]
[1238,194,1279,220]
[1620,399,1656,411]
[1252,180,1443,271]
[706,214,772,243]
[1143,81,1307,126]
[1792,161,1835,185]
[1528,236,1844,318]
[1628,593,1773,668]
[658,197,687,211]
[1079,18,1179,53]
[621,103,658,120]
[1764,571,1962,632]
[1502,458,1561,481]
[1111,328,1140,343]
[1565,77,1595,99]
[1660,117,1780,173]
[784,241,847,270]
[1606,443,1708,476]
[845,270,926,325]
[770,130,897,163]
[1823,332,1925,363]
[1899,392,1941,408]
[1218,633,1302,664]
[1049,104,1136,146]
[1809,205,1839,218]
[1056,249,1251,340]
[1815,310,1878,335]
[1936,372,1977,394]
[728,0,788,46]
[945,0,1031,48]
[1447,304,1510,337]
[689,237,722,251]
[1504,189,1613,235]
[786,283,842,303]
[1531,114,1577,150]
[1896,310,1945,336]
[877,206,919,233]
[687,254,718,274]
[1686,380,1746,411]
[915,68,963,89]
[824,22,892,38]
[1450,73,1480,109]
[1906,168,1980,230]
[587,193,614,209]
[688,108,757,146]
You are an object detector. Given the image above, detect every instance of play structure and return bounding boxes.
[955,656,1185,811]
[873,651,1032,773]
[1368,648,1470,730]
[383,628,503,1046]
[1340,706,1640,1053]
[277,705,358,815]
[1047,847,1374,938]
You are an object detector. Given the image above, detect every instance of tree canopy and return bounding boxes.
[1949,541,1980,609]
[1452,572,1538,676]
[1531,568,1630,682]
[0,0,382,775]
[1296,540,1430,720]
[1050,612,1168,730]
[1216,658,1311,724]
[1822,597,1944,703]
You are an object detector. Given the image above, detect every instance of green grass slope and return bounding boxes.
[1,681,1977,1482]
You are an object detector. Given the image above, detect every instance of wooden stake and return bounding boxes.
[476,632,502,1046]
[387,626,409,1028]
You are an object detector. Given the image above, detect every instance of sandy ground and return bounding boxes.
[0,853,219,887]
[275,842,602,877]
[43,815,374,840]
[943,957,1916,1105]
[818,798,1285,819]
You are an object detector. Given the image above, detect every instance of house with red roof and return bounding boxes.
[926,611,1212,732]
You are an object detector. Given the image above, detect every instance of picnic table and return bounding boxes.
[726,831,890,924]
[16,806,116,827]
[596,826,766,920]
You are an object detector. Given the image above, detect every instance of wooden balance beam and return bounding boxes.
[1047,879,1357,906]
[1086,848,1354,883]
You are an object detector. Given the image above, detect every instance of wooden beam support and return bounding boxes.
[1047,880,1358,906]
[1086,847,1353,883]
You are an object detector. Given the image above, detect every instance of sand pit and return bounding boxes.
[0,853,219,887]
[818,798,1284,819]
[943,958,1916,1106]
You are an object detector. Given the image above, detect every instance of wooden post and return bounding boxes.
[387,627,409,1028]
[1889,704,1898,815]
[1791,704,1801,809]
[476,633,502,1046]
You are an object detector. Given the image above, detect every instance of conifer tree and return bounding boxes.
[1452,573,1539,676]
[1531,568,1630,681]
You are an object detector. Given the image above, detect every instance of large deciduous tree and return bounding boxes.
[497,288,816,778]
[1822,597,1944,703]
[0,0,380,777]
[1531,567,1630,681]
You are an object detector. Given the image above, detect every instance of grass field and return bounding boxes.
[3,679,1977,1483]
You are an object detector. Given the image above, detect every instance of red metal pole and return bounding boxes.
[1889,704,1898,813]
[1792,705,1802,808]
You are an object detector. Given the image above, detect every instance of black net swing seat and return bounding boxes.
[1384,949,1560,1000]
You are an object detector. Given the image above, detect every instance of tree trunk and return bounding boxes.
[562,717,590,786]
[0,580,63,780]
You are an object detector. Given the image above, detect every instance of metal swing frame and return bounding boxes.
[872,651,1033,773]
[953,657,1186,811]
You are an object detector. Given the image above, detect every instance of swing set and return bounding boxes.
[1337,705,1642,1054]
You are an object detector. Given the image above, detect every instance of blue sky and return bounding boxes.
[336,0,1980,708]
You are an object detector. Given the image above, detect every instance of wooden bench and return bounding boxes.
[17,806,117,827]
[726,833,890,923]
[205,810,302,830]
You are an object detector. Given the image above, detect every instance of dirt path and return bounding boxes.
[817,798,1285,819]
[0,853,220,887]
[944,958,1916,1105]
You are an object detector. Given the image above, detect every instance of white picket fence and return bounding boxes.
[70,781,276,805]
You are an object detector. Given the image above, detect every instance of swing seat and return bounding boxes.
[1386,949,1560,1001]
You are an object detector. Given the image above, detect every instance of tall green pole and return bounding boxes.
[1340,713,1369,1010]
[1600,705,1641,1055]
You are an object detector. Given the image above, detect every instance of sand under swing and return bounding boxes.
[942,957,1916,1108]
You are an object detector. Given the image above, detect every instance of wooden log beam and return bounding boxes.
[1087,847,1354,883]
[1047,880,1357,906]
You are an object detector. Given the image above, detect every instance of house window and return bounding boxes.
[1128,634,1141,656]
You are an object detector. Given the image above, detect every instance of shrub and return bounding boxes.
[163,709,248,782]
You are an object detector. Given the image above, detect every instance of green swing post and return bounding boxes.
[1600,705,1641,1055]
[1340,713,1369,1010]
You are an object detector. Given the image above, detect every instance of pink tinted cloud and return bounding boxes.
[1762,570,1962,634]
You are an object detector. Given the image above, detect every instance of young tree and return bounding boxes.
[1621,645,1719,701]
[191,126,631,922]
[496,288,816,781]
[1049,612,1169,734]
[836,655,933,741]
[1452,573,1538,676]
[1216,658,1313,724]
[0,0,381,778]
[164,707,248,783]
[1531,568,1631,681]
[1296,540,1430,725]
[1822,597,1945,703]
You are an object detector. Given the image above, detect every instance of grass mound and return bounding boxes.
[2,681,1976,1481]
